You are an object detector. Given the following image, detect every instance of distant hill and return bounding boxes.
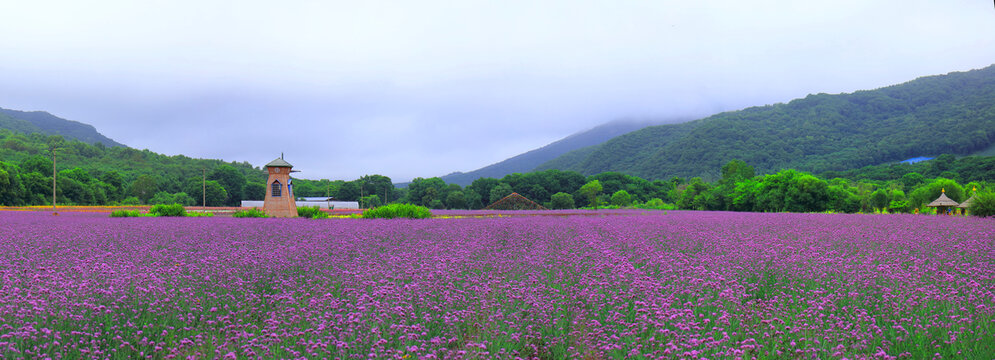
[438,118,687,186]
[0,107,126,147]
[537,65,995,180]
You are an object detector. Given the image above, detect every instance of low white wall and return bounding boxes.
[240,200,360,209]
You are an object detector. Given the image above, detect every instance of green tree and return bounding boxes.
[969,192,995,217]
[549,192,575,209]
[489,183,514,204]
[0,162,26,205]
[577,180,603,208]
[901,172,925,189]
[445,191,466,209]
[183,178,227,206]
[19,155,52,175]
[128,175,159,204]
[209,164,247,206]
[610,190,633,207]
[244,182,265,201]
[469,178,501,206]
[359,194,382,208]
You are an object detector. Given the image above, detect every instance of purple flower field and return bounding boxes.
[0,210,993,359]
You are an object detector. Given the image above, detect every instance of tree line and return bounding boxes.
[1,128,992,214]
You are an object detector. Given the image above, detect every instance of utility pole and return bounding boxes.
[202,168,207,207]
[51,147,57,215]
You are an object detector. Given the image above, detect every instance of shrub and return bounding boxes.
[297,206,329,219]
[969,192,995,217]
[232,208,269,218]
[636,198,676,210]
[185,211,215,217]
[149,203,186,217]
[120,196,142,205]
[109,209,140,217]
[362,203,432,219]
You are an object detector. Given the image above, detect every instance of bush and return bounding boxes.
[233,208,269,218]
[636,198,676,210]
[109,209,140,217]
[362,203,432,219]
[149,203,186,217]
[297,206,329,219]
[970,192,995,217]
[185,211,215,217]
[120,196,141,205]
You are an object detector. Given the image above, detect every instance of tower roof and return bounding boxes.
[265,157,293,168]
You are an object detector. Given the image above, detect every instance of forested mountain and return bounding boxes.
[0,107,126,147]
[438,118,685,186]
[537,65,995,180]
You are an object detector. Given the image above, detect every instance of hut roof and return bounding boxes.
[957,195,975,208]
[265,157,293,168]
[926,192,959,207]
[484,192,548,210]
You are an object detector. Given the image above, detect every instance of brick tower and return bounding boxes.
[263,155,297,217]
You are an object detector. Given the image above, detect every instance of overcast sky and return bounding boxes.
[2,1,994,182]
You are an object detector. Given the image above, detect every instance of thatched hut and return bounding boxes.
[926,188,959,215]
[957,187,977,215]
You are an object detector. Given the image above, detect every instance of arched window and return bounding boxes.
[271,180,282,197]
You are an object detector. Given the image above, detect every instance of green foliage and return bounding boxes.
[149,203,186,217]
[908,178,964,210]
[635,198,675,210]
[183,179,227,207]
[969,192,995,217]
[578,180,603,208]
[361,203,432,219]
[120,196,141,205]
[232,208,270,218]
[610,190,633,207]
[359,194,382,209]
[128,175,158,204]
[297,206,329,219]
[444,191,465,209]
[538,65,995,180]
[149,191,196,206]
[488,183,514,204]
[208,164,247,206]
[109,209,140,217]
[549,192,575,209]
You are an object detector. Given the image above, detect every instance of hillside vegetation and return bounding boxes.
[537,65,995,180]
[0,129,264,206]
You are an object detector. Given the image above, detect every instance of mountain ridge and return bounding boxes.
[437,118,690,186]
[0,107,126,147]
[536,65,995,180]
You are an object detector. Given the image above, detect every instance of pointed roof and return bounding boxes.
[265,157,293,168]
[957,195,975,208]
[926,191,959,207]
[484,192,548,210]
